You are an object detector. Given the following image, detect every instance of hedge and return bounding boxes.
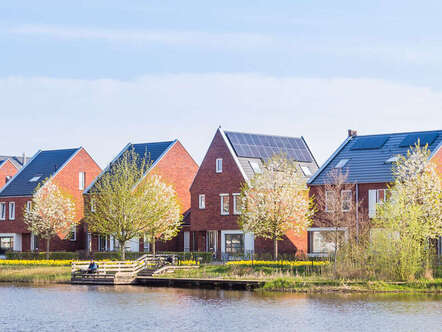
[5,252,80,260]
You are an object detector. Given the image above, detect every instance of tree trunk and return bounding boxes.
[119,241,126,260]
[46,238,50,260]
[273,238,278,260]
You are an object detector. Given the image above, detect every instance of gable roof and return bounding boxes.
[84,140,176,194]
[222,129,319,181]
[0,148,81,197]
[308,129,442,185]
[0,155,31,169]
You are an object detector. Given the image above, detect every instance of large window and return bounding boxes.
[9,202,15,220]
[311,230,345,254]
[232,193,241,215]
[341,190,352,212]
[199,194,205,209]
[216,158,223,173]
[0,236,14,251]
[0,203,6,220]
[220,194,229,215]
[225,234,244,254]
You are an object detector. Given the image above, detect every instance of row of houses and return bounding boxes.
[0,128,441,258]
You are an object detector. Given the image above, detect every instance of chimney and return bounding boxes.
[22,152,26,165]
[348,129,357,137]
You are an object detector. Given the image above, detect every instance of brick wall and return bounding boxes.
[0,160,19,190]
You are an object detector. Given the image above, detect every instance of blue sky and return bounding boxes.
[1,1,441,167]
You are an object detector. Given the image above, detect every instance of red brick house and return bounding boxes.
[307,129,442,257]
[0,155,29,190]
[84,140,198,254]
[0,148,101,253]
[190,128,318,259]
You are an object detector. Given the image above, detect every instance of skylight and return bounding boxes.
[335,159,349,169]
[385,156,399,163]
[249,161,262,174]
[29,175,41,183]
[300,166,312,176]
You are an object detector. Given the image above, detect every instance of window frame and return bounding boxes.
[220,193,229,215]
[9,202,15,220]
[300,165,312,176]
[90,198,96,212]
[0,202,6,220]
[334,159,349,169]
[26,201,32,213]
[79,172,85,190]
[249,161,261,174]
[224,233,244,254]
[198,194,206,209]
[341,190,352,212]
[216,158,223,173]
[232,193,241,215]
[69,225,77,241]
[325,191,335,212]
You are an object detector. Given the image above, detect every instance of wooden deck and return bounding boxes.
[136,276,264,290]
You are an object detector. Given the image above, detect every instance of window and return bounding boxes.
[5,176,11,183]
[335,159,349,169]
[385,156,399,164]
[90,198,95,212]
[29,175,41,182]
[220,194,229,215]
[325,191,335,212]
[368,189,389,218]
[0,203,5,220]
[216,158,223,173]
[9,202,15,220]
[79,172,85,190]
[232,193,241,215]
[26,201,32,212]
[225,234,244,254]
[0,236,14,251]
[249,161,261,174]
[198,194,205,209]
[341,190,352,212]
[300,166,312,176]
[310,230,345,254]
[69,225,76,241]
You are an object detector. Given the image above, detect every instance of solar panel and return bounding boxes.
[350,137,388,150]
[399,133,438,148]
[225,132,313,162]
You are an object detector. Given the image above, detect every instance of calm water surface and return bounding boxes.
[0,284,440,332]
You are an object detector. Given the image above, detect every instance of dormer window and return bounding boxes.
[335,159,349,169]
[216,158,223,173]
[300,166,312,176]
[29,175,42,183]
[249,161,261,174]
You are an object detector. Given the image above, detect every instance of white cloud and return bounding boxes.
[0,74,441,168]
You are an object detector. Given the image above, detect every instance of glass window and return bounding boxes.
[325,191,335,212]
[69,225,76,241]
[335,159,349,169]
[79,172,85,190]
[0,203,6,220]
[311,231,344,254]
[90,198,95,212]
[341,190,352,212]
[199,194,205,209]
[0,237,14,251]
[220,194,229,215]
[300,166,312,176]
[249,161,261,174]
[9,202,15,220]
[232,193,240,215]
[29,175,42,182]
[26,201,32,212]
[225,234,244,254]
[216,158,223,173]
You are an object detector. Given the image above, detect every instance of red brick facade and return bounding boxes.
[0,148,101,252]
[190,129,308,258]
[0,160,19,190]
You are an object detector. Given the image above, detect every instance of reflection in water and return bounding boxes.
[0,284,440,332]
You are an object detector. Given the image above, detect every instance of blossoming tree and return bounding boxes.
[24,179,76,259]
[239,155,314,259]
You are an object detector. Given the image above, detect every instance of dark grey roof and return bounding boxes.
[0,155,31,169]
[0,148,80,197]
[308,130,442,185]
[84,140,175,194]
[224,131,319,179]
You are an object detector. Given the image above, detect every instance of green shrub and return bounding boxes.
[5,251,80,260]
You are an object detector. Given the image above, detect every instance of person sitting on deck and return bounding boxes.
[87,259,99,274]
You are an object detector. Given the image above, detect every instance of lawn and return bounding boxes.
[0,265,71,283]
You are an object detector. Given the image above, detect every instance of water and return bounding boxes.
[0,284,440,332]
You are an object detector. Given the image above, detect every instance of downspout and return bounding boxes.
[355,182,359,242]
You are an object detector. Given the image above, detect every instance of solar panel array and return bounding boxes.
[399,133,438,148]
[225,131,313,163]
[350,137,388,150]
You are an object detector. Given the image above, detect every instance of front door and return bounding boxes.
[207,231,217,254]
